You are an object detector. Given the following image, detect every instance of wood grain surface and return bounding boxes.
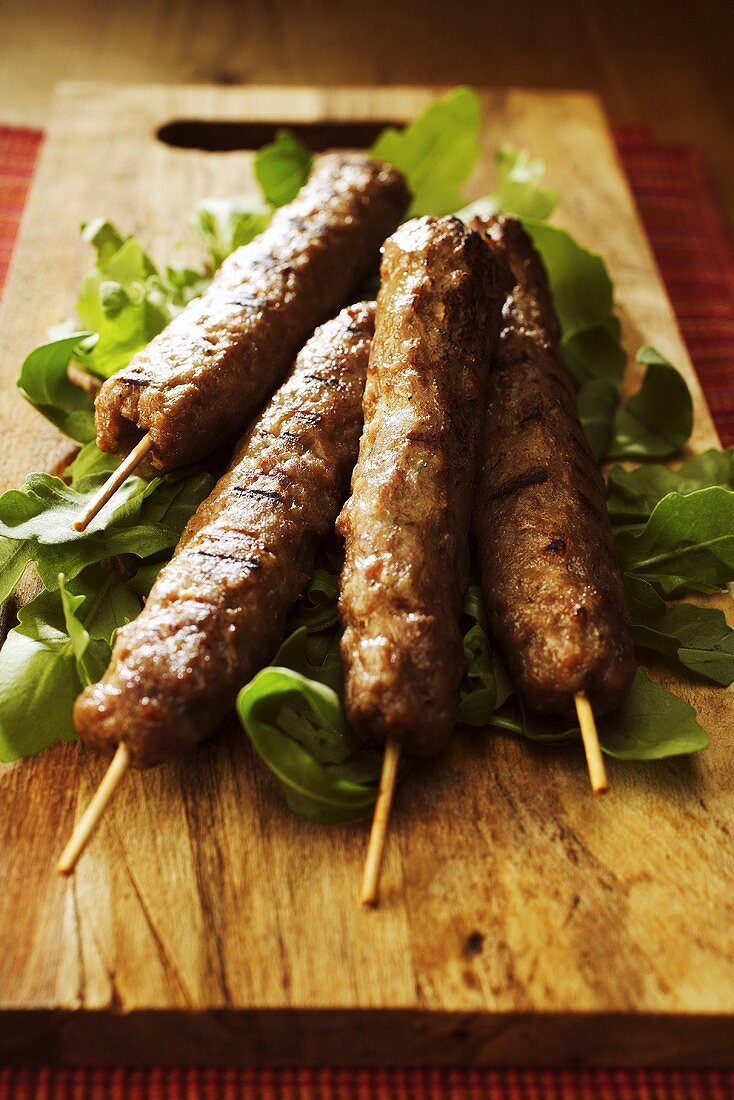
[2,0,734,241]
[0,83,732,1067]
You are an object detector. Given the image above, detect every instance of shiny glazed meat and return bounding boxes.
[471,215,635,716]
[94,155,408,471]
[74,304,375,768]
[338,216,508,756]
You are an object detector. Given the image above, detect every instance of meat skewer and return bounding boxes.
[336,216,508,904]
[469,214,636,792]
[58,302,376,873]
[73,154,408,532]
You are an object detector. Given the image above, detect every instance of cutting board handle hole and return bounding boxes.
[156,119,396,152]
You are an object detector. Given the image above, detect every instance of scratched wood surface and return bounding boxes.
[0,84,732,1067]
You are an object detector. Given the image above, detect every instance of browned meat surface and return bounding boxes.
[471,215,635,716]
[337,217,508,756]
[74,303,375,768]
[94,155,408,471]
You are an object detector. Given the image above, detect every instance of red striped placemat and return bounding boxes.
[0,124,733,1099]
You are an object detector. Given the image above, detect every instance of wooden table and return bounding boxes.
[1,0,734,235]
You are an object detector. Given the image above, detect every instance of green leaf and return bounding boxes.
[17,332,97,443]
[127,560,164,595]
[0,538,33,601]
[254,129,312,208]
[79,218,127,266]
[459,144,559,221]
[237,628,383,823]
[597,667,708,759]
[457,582,513,726]
[0,566,139,762]
[194,198,272,270]
[63,441,120,489]
[372,86,481,217]
[490,666,708,759]
[58,569,139,687]
[287,568,340,634]
[615,487,734,596]
[0,467,213,600]
[625,575,734,686]
[608,348,693,459]
[561,325,627,388]
[522,219,615,335]
[577,377,618,461]
[75,220,210,379]
[607,449,734,524]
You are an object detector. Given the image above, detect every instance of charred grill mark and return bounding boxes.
[189,548,262,568]
[231,487,285,503]
[406,430,442,445]
[488,467,549,501]
[303,372,347,391]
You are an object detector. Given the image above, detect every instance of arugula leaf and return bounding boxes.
[459,144,559,221]
[287,568,340,634]
[457,583,513,726]
[0,539,33,602]
[625,575,734,686]
[74,220,208,379]
[127,560,164,596]
[561,325,627,389]
[254,129,313,208]
[596,667,708,759]
[615,487,734,596]
[577,378,618,461]
[0,567,139,762]
[608,347,693,459]
[237,628,383,823]
[63,441,120,489]
[607,449,734,524]
[372,86,481,217]
[58,570,139,687]
[489,667,708,759]
[523,219,616,335]
[0,467,213,600]
[17,332,97,443]
[194,198,272,270]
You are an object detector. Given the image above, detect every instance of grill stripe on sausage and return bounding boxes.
[74,303,376,768]
[94,155,408,471]
[470,215,635,716]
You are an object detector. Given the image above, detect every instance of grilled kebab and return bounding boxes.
[337,216,508,756]
[74,303,375,768]
[470,215,635,716]
[94,155,407,472]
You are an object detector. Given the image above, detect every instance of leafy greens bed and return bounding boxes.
[1,88,732,821]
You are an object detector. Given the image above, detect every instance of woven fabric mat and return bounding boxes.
[0,124,733,1099]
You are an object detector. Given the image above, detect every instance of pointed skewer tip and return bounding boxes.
[360,733,401,907]
[574,691,609,795]
[73,434,154,533]
[56,742,131,875]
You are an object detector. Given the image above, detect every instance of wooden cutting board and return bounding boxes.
[0,83,732,1067]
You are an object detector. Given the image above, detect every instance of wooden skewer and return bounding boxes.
[67,362,101,396]
[56,742,131,875]
[574,691,608,795]
[73,433,153,532]
[360,732,401,907]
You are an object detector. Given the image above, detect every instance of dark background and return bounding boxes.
[2,0,733,230]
